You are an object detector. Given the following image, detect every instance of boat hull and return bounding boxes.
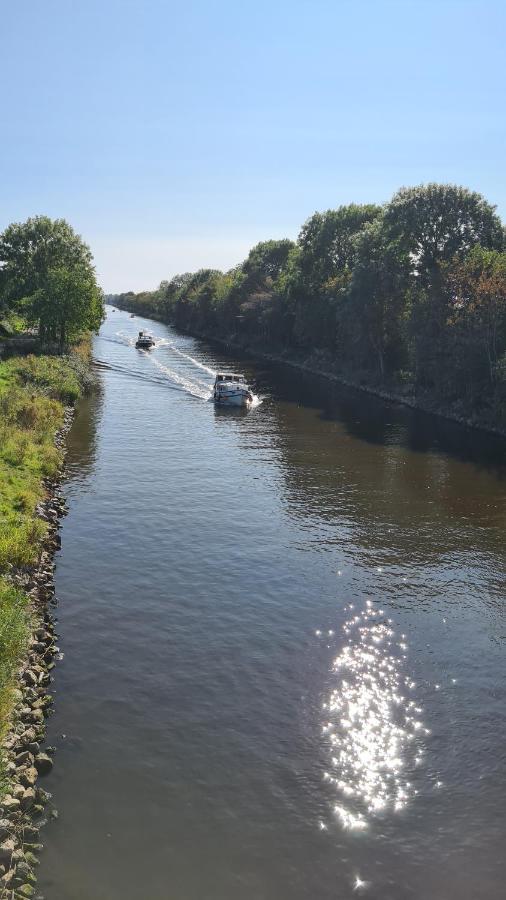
[214,391,252,408]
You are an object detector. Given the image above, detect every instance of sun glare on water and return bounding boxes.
[320,601,425,832]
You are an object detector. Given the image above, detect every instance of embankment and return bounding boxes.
[0,344,94,897]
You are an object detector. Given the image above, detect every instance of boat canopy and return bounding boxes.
[215,373,245,383]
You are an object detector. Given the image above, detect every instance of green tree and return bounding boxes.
[383,184,504,285]
[285,204,382,349]
[242,239,295,285]
[31,266,104,348]
[298,204,382,286]
[384,185,504,392]
[344,220,411,378]
[443,247,506,399]
[0,216,102,346]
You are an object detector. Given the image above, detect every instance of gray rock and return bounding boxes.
[0,869,14,889]
[20,789,36,811]
[15,859,34,880]
[34,755,53,776]
[0,838,15,864]
[0,821,12,842]
[19,729,37,747]
[17,883,35,897]
[23,844,43,855]
[35,629,49,642]
[21,827,39,843]
[15,752,34,767]
[19,767,38,788]
[24,851,39,868]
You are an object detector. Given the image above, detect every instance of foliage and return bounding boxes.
[298,204,381,284]
[383,184,504,284]
[440,247,506,403]
[343,219,411,377]
[0,215,104,348]
[113,182,506,427]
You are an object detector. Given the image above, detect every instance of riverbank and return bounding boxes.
[0,344,93,897]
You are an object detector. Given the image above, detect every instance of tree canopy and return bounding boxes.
[0,215,103,347]
[112,182,506,429]
[383,184,504,282]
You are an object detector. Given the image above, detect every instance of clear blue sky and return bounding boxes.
[1,0,505,292]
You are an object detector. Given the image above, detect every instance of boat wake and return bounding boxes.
[163,342,217,376]
[108,329,260,405]
[93,359,182,391]
[114,330,138,348]
[151,358,212,401]
[320,602,426,831]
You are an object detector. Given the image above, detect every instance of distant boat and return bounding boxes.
[213,373,253,408]
[135,330,155,349]
[130,313,135,318]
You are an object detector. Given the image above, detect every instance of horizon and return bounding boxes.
[2,0,505,293]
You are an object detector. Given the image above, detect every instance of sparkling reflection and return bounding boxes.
[322,603,425,829]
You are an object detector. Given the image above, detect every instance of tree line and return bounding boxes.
[114,183,506,426]
[0,216,103,349]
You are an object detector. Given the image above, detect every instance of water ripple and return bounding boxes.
[321,602,425,830]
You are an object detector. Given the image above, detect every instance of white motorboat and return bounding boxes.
[135,330,155,349]
[213,372,254,408]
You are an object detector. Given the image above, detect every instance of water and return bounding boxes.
[39,307,506,899]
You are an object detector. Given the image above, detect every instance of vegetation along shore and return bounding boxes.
[0,216,102,896]
[112,183,506,435]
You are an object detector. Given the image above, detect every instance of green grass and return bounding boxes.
[0,347,91,792]
[0,581,31,751]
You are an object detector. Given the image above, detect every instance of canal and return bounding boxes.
[39,306,506,899]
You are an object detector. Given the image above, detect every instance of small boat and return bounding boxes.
[135,330,155,349]
[130,313,135,318]
[213,373,254,408]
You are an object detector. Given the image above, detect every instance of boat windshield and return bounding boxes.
[215,373,246,384]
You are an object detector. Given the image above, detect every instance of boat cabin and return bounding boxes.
[215,373,246,384]
[135,330,155,348]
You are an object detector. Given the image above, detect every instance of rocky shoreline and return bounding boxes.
[0,408,74,900]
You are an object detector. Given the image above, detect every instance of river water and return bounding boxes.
[38,306,506,899]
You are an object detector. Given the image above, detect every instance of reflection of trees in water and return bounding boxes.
[230,361,506,563]
[64,379,104,485]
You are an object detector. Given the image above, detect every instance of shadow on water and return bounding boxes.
[213,404,251,421]
[64,384,103,483]
[236,355,506,478]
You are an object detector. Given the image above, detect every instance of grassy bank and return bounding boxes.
[0,344,92,764]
